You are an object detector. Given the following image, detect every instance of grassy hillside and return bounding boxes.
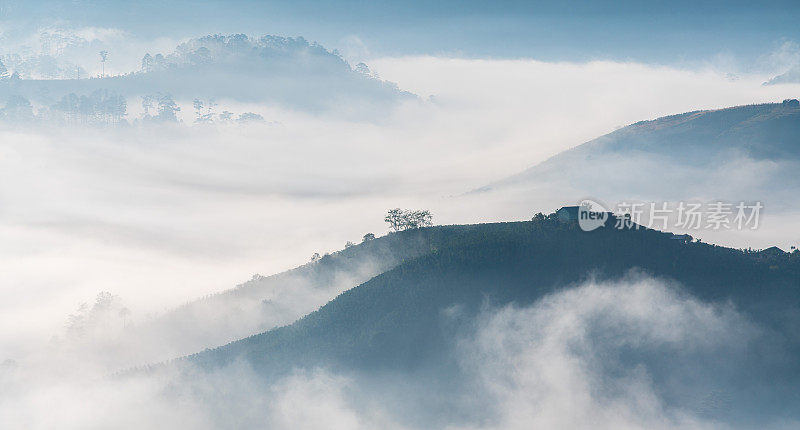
[189,218,800,375]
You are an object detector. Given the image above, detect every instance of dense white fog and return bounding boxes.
[2,56,799,356]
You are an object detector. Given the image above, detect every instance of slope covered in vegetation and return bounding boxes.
[177,218,800,425]
[191,218,800,371]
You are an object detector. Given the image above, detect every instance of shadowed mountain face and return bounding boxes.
[184,220,800,426]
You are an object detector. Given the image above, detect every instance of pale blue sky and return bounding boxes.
[2,0,800,67]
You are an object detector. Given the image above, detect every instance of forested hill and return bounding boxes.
[0,34,411,119]
[188,218,800,376]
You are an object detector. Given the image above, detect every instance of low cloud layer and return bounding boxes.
[3,277,795,429]
[458,277,754,429]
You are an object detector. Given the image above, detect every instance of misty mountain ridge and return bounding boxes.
[0,33,412,118]
[143,34,361,73]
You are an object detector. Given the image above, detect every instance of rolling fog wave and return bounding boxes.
[2,276,793,429]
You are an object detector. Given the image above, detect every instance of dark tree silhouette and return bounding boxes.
[385,208,433,231]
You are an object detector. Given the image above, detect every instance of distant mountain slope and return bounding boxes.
[0,34,412,113]
[498,100,800,188]
[184,219,800,424]
[469,101,800,240]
